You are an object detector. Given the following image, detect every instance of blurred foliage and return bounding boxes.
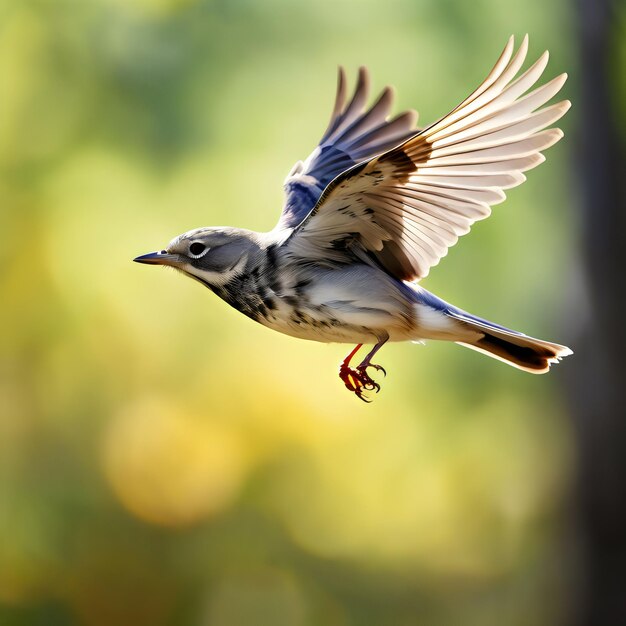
[0,0,586,625]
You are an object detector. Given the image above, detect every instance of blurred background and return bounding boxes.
[1,0,624,625]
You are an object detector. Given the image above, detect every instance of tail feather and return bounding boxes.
[409,286,573,373]
[452,313,572,374]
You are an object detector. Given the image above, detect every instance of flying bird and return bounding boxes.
[135,35,572,401]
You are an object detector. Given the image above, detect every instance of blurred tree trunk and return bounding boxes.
[570,0,626,624]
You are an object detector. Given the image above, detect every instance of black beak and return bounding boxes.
[133,250,182,266]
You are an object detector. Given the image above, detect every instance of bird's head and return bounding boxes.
[134,226,259,288]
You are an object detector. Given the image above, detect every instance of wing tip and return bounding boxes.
[517,33,529,55]
[404,108,419,129]
[552,127,564,140]
[357,65,370,88]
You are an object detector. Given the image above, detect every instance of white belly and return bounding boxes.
[256,266,418,344]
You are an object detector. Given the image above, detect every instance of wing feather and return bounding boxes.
[279,67,419,229]
[284,36,569,281]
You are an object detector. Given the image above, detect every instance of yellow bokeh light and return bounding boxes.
[102,397,247,527]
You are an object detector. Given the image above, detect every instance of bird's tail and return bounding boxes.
[451,313,572,374]
[408,286,573,373]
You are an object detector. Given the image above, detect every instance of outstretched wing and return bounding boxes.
[284,35,570,282]
[277,67,419,230]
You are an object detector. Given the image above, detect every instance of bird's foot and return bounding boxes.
[362,362,386,377]
[339,362,385,402]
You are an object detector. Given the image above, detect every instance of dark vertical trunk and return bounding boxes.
[570,0,626,623]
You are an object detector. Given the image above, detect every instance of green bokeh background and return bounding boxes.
[0,1,589,624]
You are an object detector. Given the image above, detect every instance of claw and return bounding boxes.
[339,363,384,401]
[373,364,387,377]
[356,367,381,392]
[338,343,387,401]
[363,379,379,392]
[363,362,386,377]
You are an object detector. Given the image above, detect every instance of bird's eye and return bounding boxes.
[189,242,208,257]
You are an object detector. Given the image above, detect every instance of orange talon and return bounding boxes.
[339,345,385,402]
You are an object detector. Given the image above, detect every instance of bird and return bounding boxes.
[134,35,572,402]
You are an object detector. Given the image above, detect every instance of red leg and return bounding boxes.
[342,344,363,368]
[357,339,388,376]
[339,344,363,394]
[338,339,388,402]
